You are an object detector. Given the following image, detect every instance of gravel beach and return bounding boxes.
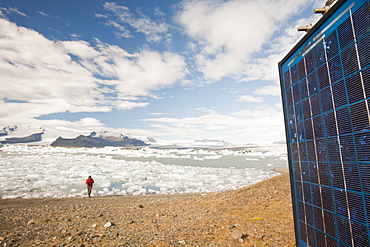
[0,172,294,246]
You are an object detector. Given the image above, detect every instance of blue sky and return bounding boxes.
[0,0,324,144]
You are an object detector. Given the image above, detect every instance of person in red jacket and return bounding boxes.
[86,176,94,198]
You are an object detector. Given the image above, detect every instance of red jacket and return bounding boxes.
[86,178,94,187]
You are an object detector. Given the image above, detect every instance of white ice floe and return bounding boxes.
[0,144,287,199]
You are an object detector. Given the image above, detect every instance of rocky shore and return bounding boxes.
[0,173,295,246]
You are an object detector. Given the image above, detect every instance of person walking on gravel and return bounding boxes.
[86,176,94,198]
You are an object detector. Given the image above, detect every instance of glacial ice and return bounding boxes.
[0,144,287,199]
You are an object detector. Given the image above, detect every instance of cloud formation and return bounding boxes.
[0,17,188,125]
[101,2,170,43]
[177,0,322,82]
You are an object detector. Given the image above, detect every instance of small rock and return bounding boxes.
[138,205,144,208]
[253,233,265,239]
[71,231,82,236]
[104,222,115,227]
[231,229,243,240]
[92,223,97,228]
[27,220,36,225]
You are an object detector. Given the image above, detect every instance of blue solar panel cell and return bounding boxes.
[363,67,370,97]
[297,122,305,142]
[359,163,370,193]
[314,41,326,67]
[298,59,306,80]
[313,206,324,229]
[357,34,370,69]
[315,229,327,246]
[309,162,319,183]
[352,1,370,39]
[307,72,319,95]
[289,123,297,143]
[299,141,307,160]
[301,162,309,182]
[350,101,369,132]
[313,116,324,139]
[331,163,346,189]
[302,98,311,120]
[339,134,356,162]
[342,44,360,77]
[338,17,354,50]
[318,63,330,89]
[286,87,294,106]
[351,220,369,246]
[328,55,343,83]
[287,105,295,124]
[305,119,314,140]
[346,72,364,104]
[296,180,304,201]
[319,163,331,186]
[332,80,348,108]
[337,215,352,246]
[343,163,361,191]
[310,93,321,116]
[321,87,334,112]
[325,30,340,60]
[294,161,302,180]
[312,185,323,208]
[322,187,334,213]
[327,137,341,161]
[283,70,291,90]
[336,107,352,135]
[300,78,309,99]
[324,112,337,137]
[298,200,306,221]
[299,221,307,243]
[304,182,312,203]
[291,64,298,84]
[293,83,301,103]
[347,191,366,223]
[323,210,336,237]
[305,50,315,74]
[307,224,316,246]
[355,131,370,161]
[315,139,326,160]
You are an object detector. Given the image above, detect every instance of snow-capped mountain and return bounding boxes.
[0,125,154,146]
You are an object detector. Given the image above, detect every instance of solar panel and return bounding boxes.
[278,0,370,245]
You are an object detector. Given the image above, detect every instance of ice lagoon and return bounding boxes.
[0,144,288,199]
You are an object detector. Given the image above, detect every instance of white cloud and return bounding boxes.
[177,0,323,82]
[0,19,100,108]
[8,7,29,18]
[102,2,170,43]
[0,17,188,126]
[142,108,285,143]
[253,85,281,96]
[62,39,188,97]
[236,95,263,103]
[62,40,100,59]
[115,101,149,110]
